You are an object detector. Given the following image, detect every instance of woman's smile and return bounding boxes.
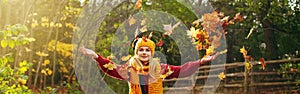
[137,46,152,62]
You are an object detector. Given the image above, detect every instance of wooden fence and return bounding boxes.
[163,58,300,94]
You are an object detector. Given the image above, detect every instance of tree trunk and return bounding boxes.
[263,20,278,60]
[259,0,278,60]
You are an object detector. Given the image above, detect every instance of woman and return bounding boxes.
[80,37,218,94]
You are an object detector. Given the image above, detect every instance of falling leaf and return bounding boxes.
[121,55,132,61]
[103,63,116,70]
[135,0,142,10]
[259,58,266,70]
[218,72,226,80]
[129,15,136,26]
[163,21,181,36]
[234,13,244,22]
[240,46,247,56]
[246,26,254,39]
[156,39,164,47]
[141,18,147,26]
[219,49,228,54]
[148,32,153,39]
[135,26,139,38]
[139,25,147,32]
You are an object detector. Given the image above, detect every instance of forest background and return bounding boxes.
[0,0,299,93]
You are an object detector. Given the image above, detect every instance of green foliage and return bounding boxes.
[0,24,34,94]
[0,24,34,48]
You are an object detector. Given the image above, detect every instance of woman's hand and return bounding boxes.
[79,47,98,58]
[200,53,219,65]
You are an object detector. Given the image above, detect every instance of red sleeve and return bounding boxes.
[165,60,203,79]
[94,54,126,80]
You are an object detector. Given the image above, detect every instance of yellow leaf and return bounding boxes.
[36,51,49,57]
[19,60,27,67]
[44,59,50,65]
[240,46,247,56]
[18,78,27,85]
[121,55,132,61]
[41,69,47,75]
[1,40,8,48]
[218,72,226,80]
[47,70,53,75]
[103,63,116,70]
[205,46,215,56]
[25,47,32,52]
[129,15,136,26]
[245,61,253,71]
[219,49,228,54]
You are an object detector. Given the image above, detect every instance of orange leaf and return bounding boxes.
[259,58,266,70]
[234,13,244,22]
[135,0,142,10]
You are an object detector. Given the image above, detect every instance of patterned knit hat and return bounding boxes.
[134,37,156,55]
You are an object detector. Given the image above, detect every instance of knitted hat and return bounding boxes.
[134,37,156,55]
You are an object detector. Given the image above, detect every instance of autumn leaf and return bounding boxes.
[1,40,8,48]
[156,39,164,47]
[186,27,199,38]
[129,15,136,26]
[196,43,203,50]
[121,55,132,61]
[218,72,226,80]
[139,25,147,32]
[163,21,181,37]
[141,18,147,26]
[148,32,153,39]
[259,58,266,70]
[19,60,27,67]
[18,78,27,85]
[107,55,116,60]
[234,13,244,22]
[103,63,116,70]
[240,46,247,56]
[41,69,47,75]
[245,26,254,39]
[245,61,253,71]
[205,46,215,56]
[36,51,49,57]
[219,49,228,54]
[135,0,142,10]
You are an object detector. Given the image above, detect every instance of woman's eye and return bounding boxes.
[139,49,144,51]
[146,49,150,52]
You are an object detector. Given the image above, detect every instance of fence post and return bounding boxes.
[244,63,249,94]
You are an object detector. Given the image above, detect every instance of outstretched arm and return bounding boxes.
[79,47,128,80]
[164,54,219,79]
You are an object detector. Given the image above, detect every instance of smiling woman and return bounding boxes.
[80,36,219,94]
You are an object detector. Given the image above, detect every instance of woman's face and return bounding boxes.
[137,46,152,62]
